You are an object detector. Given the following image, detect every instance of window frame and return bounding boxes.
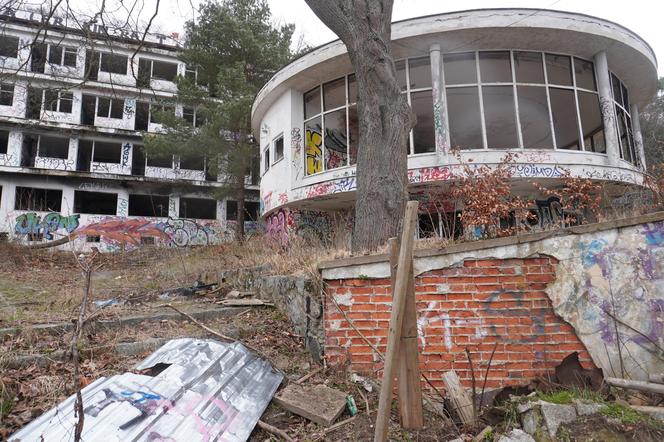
[443,49,603,153]
[98,52,128,75]
[0,36,19,58]
[43,89,73,113]
[272,133,284,164]
[96,96,125,119]
[609,71,638,166]
[0,83,14,106]
[263,144,270,174]
[48,44,77,67]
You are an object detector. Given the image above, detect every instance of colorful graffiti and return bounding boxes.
[72,217,220,248]
[265,209,295,246]
[305,128,323,175]
[15,212,80,240]
[512,163,565,178]
[408,166,455,184]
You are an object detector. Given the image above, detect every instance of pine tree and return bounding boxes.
[144,0,293,240]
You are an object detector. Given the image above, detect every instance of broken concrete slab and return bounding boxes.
[274,383,347,426]
[573,399,604,416]
[540,402,577,437]
[497,429,536,442]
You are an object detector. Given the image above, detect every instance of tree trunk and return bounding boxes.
[304,0,415,252]
[235,171,246,242]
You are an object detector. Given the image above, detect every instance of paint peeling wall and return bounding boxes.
[320,212,664,382]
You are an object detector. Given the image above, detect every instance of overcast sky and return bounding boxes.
[147,0,662,76]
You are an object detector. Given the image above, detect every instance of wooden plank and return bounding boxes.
[648,373,664,385]
[374,201,419,442]
[442,370,475,425]
[389,238,423,429]
[605,377,664,395]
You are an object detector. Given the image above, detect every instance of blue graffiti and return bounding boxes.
[577,239,608,269]
[643,222,664,246]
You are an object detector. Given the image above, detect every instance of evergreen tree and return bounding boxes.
[144,0,293,240]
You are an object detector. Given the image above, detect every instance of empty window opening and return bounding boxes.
[84,50,100,80]
[273,135,284,162]
[226,200,260,221]
[86,235,101,243]
[128,194,169,217]
[0,83,14,106]
[0,36,19,58]
[81,94,96,124]
[180,154,205,170]
[97,97,124,119]
[30,42,47,72]
[135,101,150,130]
[147,154,172,168]
[0,130,8,154]
[179,197,216,220]
[99,52,127,75]
[15,187,62,211]
[151,60,178,81]
[185,66,197,82]
[141,236,155,245]
[263,146,270,173]
[48,45,77,67]
[149,104,175,123]
[93,141,121,163]
[182,107,204,127]
[411,91,435,153]
[39,136,69,159]
[26,87,44,119]
[74,191,117,215]
[132,145,146,175]
[21,134,38,167]
[77,139,93,171]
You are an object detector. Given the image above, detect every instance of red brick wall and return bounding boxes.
[323,257,595,391]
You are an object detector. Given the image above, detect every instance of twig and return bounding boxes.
[601,307,664,357]
[465,347,477,423]
[479,342,498,409]
[296,366,323,384]
[257,420,294,442]
[163,303,268,360]
[325,416,357,434]
[356,385,370,415]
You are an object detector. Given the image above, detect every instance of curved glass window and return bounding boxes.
[444,50,604,152]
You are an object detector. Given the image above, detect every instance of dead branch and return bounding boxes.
[465,347,478,423]
[479,341,498,409]
[257,420,295,442]
[295,366,323,384]
[605,377,664,395]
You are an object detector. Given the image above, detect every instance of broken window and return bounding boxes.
[15,187,62,211]
[97,97,124,119]
[180,154,205,170]
[324,109,347,169]
[48,45,77,67]
[578,91,605,153]
[610,73,636,164]
[93,141,121,163]
[131,145,146,175]
[517,86,553,149]
[0,129,9,154]
[128,194,169,217]
[185,65,197,82]
[149,104,175,123]
[179,197,216,220]
[81,94,96,124]
[483,86,518,149]
[182,106,203,127]
[574,58,596,91]
[39,136,69,159]
[21,134,38,167]
[147,154,172,168]
[137,59,152,88]
[273,135,284,162]
[44,90,73,113]
[479,51,512,83]
[74,190,117,215]
[0,83,13,106]
[31,43,48,73]
[26,87,43,119]
[446,87,483,149]
[411,91,435,153]
[263,145,270,173]
[99,52,128,75]
[549,87,580,150]
[151,60,178,81]
[0,36,19,58]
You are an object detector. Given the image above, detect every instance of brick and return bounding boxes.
[349,287,373,295]
[526,274,554,283]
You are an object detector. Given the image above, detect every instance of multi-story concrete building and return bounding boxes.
[0,8,259,251]
[253,9,658,240]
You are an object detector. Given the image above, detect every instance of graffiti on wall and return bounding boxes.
[305,127,323,175]
[265,209,294,246]
[291,127,303,180]
[121,143,131,167]
[15,212,80,240]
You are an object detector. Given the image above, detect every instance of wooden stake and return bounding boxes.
[389,238,423,429]
[605,377,664,395]
[442,370,475,425]
[374,201,419,442]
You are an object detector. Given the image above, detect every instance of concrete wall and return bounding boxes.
[320,212,664,385]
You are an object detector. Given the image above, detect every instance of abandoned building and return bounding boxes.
[0,8,260,251]
[253,9,658,239]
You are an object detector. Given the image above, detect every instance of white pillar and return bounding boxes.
[430,44,450,154]
[593,51,620,164]
[116,189,129,217]
[630,104,647,171]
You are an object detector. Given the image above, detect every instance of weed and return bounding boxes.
[601,403,662,429]
[536,388,605,405]
[358,274,369,280]
[556,425,572,442]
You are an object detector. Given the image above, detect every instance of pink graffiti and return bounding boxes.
[305,182,335,198]
[262,191,273,211]
[278,192,289,204]
[265,209,293,246]
[409,166,454,184]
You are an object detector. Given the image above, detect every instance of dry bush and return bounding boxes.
[532,172,602,227]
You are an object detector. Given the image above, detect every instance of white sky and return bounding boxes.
[21,0,664,75]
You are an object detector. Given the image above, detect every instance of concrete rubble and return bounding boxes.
[273,383,348,426]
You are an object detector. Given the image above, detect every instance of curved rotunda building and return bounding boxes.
[252,9,658,237]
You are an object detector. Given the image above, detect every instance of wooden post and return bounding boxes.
[374,201,419,442]
[389,238,423,429]
[442,370,475,425]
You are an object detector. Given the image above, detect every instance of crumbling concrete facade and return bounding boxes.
[0,7,259,251]
[319,212,664,387]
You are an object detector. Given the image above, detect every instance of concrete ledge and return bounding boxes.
[318,211,664,272]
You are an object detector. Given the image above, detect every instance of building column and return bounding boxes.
[430,44,450,154]
[116,189,129,217]
[593,51,620,164]
[630,104,647,171]
[168,196,179,218]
